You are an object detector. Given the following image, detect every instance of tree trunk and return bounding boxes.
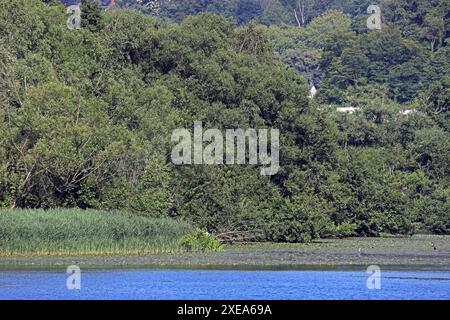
[293,9,301,27]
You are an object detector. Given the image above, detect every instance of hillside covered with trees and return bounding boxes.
[0,0,448,243]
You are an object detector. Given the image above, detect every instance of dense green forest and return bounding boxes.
[0,0,448,243]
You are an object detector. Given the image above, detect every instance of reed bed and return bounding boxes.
[0,208,193,256]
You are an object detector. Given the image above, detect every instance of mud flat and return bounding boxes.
[1,235,449,271]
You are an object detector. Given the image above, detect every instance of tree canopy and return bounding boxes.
[0,0,448,241]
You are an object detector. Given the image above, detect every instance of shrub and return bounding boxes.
[180,228,223,252]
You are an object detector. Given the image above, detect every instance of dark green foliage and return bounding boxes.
[81,0,104,32]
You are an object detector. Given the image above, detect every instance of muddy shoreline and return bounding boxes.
[1,235,449,271]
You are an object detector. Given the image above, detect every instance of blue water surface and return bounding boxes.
[0,269,449,300]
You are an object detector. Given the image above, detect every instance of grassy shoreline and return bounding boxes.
[1,235,449,271]
[0,209,194,256]
[1,209,448,271]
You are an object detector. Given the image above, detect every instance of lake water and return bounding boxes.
[0,269,449,300]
